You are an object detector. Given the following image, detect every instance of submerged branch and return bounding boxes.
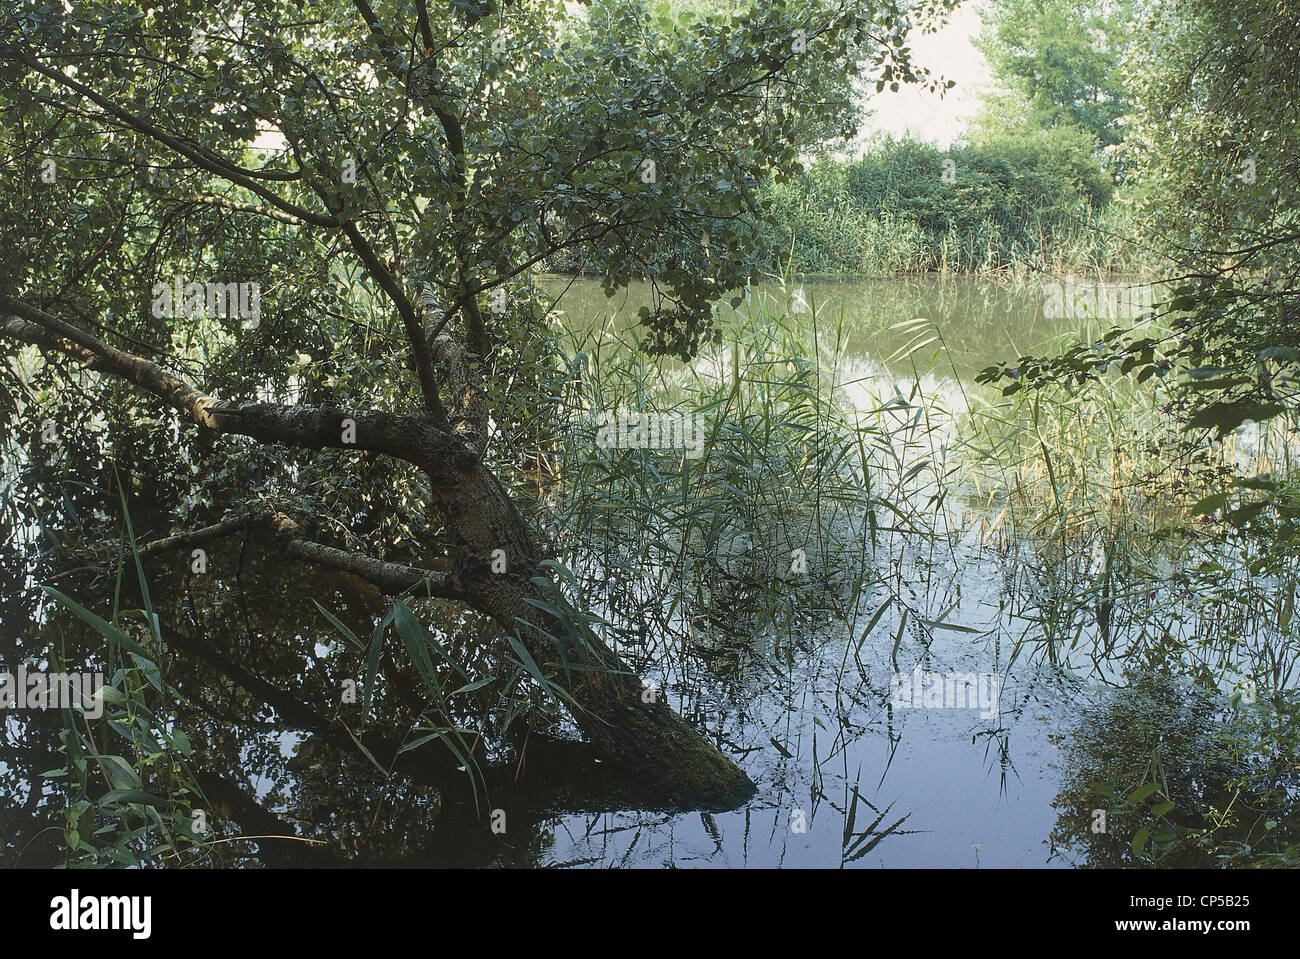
[133,511,465,600]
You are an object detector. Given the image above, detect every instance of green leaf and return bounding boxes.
[98,685,127,706]
[1127,782,1160,804]
[40,586,153,660]
[97,754,142,790]
[1185,400,1285,437]
[99,788,165,807]
[1132,825,1151,858]
[313,600,366,652]
[393,600,441,692]
[363,604,397,714]
[450,676,496,696]
[919,618,983,634]
[396,732,440,755]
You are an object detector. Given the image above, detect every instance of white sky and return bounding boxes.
[856,0,990,148]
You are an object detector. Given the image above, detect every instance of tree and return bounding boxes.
[973,0,1137,151]
[0,0,953,807]
[1126,0,1300,282]
[978,0,1300,587]
[1123,0,1300,558]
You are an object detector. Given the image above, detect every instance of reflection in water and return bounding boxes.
[1050,677,1300,867]
[2,274,1289,868]
[544,274,1137,382]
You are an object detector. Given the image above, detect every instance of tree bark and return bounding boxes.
[432,459,756,810]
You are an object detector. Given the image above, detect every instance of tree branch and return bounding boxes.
[17,52,343,228]
[133,511,466,598]
[136,512,265,561]
[0,296,476,481]
[339,222,446,422]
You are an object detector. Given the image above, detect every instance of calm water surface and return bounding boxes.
[0,274,1186,867]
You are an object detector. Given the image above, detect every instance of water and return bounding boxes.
[546,274,1119,381]
[0,273,1270,868]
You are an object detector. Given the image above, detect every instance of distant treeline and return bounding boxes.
[548,130,1143,278]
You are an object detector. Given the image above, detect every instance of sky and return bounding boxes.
[856,0,991,149]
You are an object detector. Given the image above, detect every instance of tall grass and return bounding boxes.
[957,345,1300,688]
[877,302,1300,866]
[524,287,882,648]
[757,183,1140,277]
[472,280,991,759]
[39,482,219,867]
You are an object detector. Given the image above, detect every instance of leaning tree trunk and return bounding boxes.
[433,459,756,810]
[0,300,756,810]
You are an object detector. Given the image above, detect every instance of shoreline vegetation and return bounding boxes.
[546,132,1151,281]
